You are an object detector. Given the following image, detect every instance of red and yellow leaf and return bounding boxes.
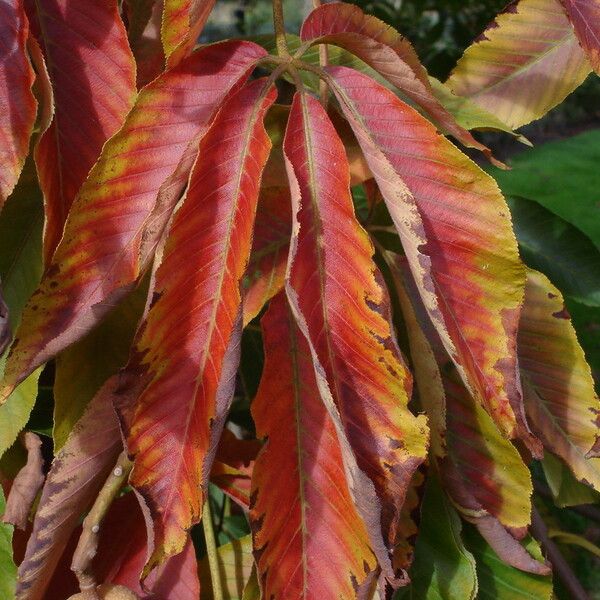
[560,0,600,73]
[250,293,377,598]
[327,66,537,454]
[0,40,266,402]
[162,0,216,66]
[283,90,428,585]
[446,0,591,129]
[121,78,276,568]
[300,2,499,164]
[243,186,291,325]
[519,269,600,489]
[0,0,37,208]
[25,0,137,261]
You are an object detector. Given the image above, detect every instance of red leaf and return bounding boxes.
[250,293,378,598]
[25,0,137,262]
[560,0,600,73]
[121,78,276,569]
[0,40,266,402]
[300,2,500,165]
[0,0,37,208]
[326,66,539,455]
[283,90,428,586]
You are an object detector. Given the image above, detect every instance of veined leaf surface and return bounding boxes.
[519,269,600,489]
[284,90,428,584]
[162,0,216,66]
[559,0,600,73]
[300,3,499,163]
[250,294,377,598]
[122,78,276,568]
[0,40,266,402]
[447,0,591,129]
[0,0,36,208]
[243,186,290,325]
[327,66,535,453]
[25,0,137,261]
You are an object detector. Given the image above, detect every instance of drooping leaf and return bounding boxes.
[15,378,127,600]
[284,90,428,585]
[53,280,148,451]
[0,487,17,600]
[162,0,216,66]
[446,0,591,129]
[327,66,536,453]
[300,3,500,164]
[250,294,377,598]
[489,129,600,248]
[0,0,37,208]
[464,526,553,600]
[507,196,600,307]
[199,535,254,600]
[2,432,44,530]
[519,269,600,489]
[0,40,267,403]
[559,0,600,73]
[95,493,200,600]
[121,78,276,569]
[398,472,477,600]
[243,186,291,325]
[25,0,137,261]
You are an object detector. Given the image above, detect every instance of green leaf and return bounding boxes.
[398,473,477,600]
[0,487,17,600]
[542,452,600,507]
[464,526,552,600]
[507,196,600,306]
[490,130,600,247]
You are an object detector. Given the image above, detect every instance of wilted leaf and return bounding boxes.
[2,432,44,530]
[15,379,127,600]
[0,0,37,208]
[464,526,553,600]
[519,269,600,489]
[327,66,536,453]
[0,487,17,600]
[162,0,216,66]
[508,196,600,307]
[0,40,266,403]
[250,294,377,598]
[242,186,290,325]
[284,89,428,585]
[25,0,137,261]
[300,3,499,163]
[122,78,276,569]
[447,0,591,129]
[542,452,600,507]
[559,0,600,73]
[199,535,253,600]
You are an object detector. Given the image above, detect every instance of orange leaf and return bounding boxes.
[327,66,538,455]
[250,293,378,598]
[162,0,216,66]
[121,78,276,569]
[446,0,591,129]
[300,2,500,165]
[560,0,600,73]
[243,186,291,325]
[26,0,137,261]
[519,269,600,489]
[0,0,37,208]
[283,90,428,586]
[0,40,266,402]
